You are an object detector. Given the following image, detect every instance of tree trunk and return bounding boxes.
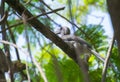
[107,0,120,56]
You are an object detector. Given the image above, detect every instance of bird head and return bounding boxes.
[55,26,70,35]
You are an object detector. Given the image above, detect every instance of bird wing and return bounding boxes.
[61,35,92,49]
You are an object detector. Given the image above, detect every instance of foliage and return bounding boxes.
[75,24,108,52]
[35,45,84,82]
[1,0,119,82]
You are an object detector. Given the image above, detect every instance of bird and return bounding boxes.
[55,26,92,47]
[55,26,92,63]
[55,26,105,63]
[56,26,92,82]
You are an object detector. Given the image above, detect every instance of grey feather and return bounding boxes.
[61,35,92,49]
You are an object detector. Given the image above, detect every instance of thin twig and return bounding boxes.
[24,0,31,5]
[101,35,115,82]
[68,0,75,32]
[22,11,33,62]
[6,21,20,61]
[26,60,31,82]
[0,7,65,33]
[0,11,8,25]
[0,40,48,82]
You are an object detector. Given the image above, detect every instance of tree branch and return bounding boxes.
[0,11,8,25]
[101,35,115,82]
[0,7,65,33]
[107,0,120,55]
[5,0,77,62]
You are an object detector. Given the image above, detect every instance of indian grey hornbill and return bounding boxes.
[55,26,105,63]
